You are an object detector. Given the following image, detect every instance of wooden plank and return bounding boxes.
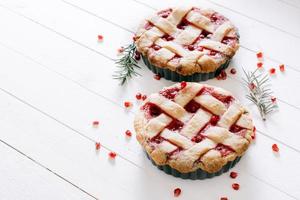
[0,19,299,199]
[0,59,297,200]
[0,141,94,200]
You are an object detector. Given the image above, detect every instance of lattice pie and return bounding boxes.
[134,83,253,178]
[134,7,239,82]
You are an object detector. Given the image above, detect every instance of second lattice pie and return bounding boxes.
[134,82,254,179]
[134,7,240,82]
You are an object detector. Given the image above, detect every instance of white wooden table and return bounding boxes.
[0,0,299,199]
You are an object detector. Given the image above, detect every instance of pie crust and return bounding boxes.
[134,7,239,76]
[134,83,253,173]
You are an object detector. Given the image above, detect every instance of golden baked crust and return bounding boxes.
[134,83,253,173]
[134,7,239,76]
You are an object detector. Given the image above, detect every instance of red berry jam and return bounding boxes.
[152,45,161,51]
[187,45,195,51]
[158,8,172,18]
[210,115,220,125]
[142,103,162,118]
[167,119,184,131]
[159,87,180,100]
[215,144,234,157]
[184,100,201,113]
[230,124,243,133]
[162,34,174,41]
[191,134,205,143]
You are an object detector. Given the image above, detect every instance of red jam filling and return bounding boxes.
[184,99,201,113]
[191,134,206,143]
[162,34,174,41]
[142,103,162,119]
[215,144,234,157]
[159,87,180,100]
[230,124,247,137]
[177,19,189,30]
[157,8,172,18]
[210,115,220,125]
[222,37,237,46]
[144,21,154,30]
[210,13,226,25]
[166,119,184,131]
[151,135,164,144]
[152,44,161,51]
[211,92,233,105]
[197,87,214,96]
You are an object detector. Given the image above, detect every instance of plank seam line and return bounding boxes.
[0,86,298,200]
[0,138,98,200]
[277,0,300,10]
[0,8,299,154]
[61,0,300,74]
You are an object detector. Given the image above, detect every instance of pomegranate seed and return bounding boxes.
[279,64,285,72]
[124,101,132,108]
[142,95,147,101]
[188,45,194,51]
[125,130,132,137]
[272,144,279,152]
[251,126,256,140]
[230,171,238,179]
[109,151,117,159]
[220,197,228,200]
[230,68,236,74]
[97,35,104,41]
[135,52,141,60]
[256,52,263,59]
[117,47,124,54]
[257,62,263,68]
[269,68,276,75]
[154,74,161,80]
[271,97,277,103]
[232,183,240,190]
[136,92,142,100]
[180,81,187,89]
[95,142,101,150]
[173,188,181,197]
[132,35,137,41]
[92,121,99,127]
[249,83,256,90]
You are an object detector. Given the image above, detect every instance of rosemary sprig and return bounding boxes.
[242,68,277,120]
[113,42,141,85]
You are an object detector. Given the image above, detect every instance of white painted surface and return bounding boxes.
[0,0,299,199]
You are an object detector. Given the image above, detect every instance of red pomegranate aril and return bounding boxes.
[249,83,256,90]
[230,171,238,179]
[271,96,277,103]
[272,144,279,152]
[269,68,276,75]
[92,121,99,127]
[209,50,217,56]
[97,35,104,41]
[257,62,263,68]
[210,115,220,125]
[125,130,132,137]
[95,142,101,150]
[251,126,256,140]
[256,52,263,59]
[173,188,181,197]
[220,197,228,200]
[124,101,132,108]
[232,183,240,190]
[136,92,142,100]
[180,81,187,89]
[279,64,285,72]
[142,95,147,101]
[117,47,124,54]
[167,119,184,131]
[230,68,237,74]
[134,52,141,60]
[109,152,117,159]
[185,100,200,113]
[154,74,161,80]
[188,45,195,51]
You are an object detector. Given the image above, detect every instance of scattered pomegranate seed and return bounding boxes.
[272,144,279,152]
[136,92,142,100]
[249,83,256,90]
[257,62,263,68]
[132,35,137,41]
[125,130,132,137]
[109,151,117,159]
[232,183,240,190]
[117,47,124,54]
[230,68,236,74]
[220,197,228,200]
[142,95,147,101]
[271,96,277,103]
[279,64,285,72]
[216,70,227,80]
[256,52,263,59]
[180,81,187,89]
[173,188,181,197]
[230,171,238,179]
[251,126,256,140]
[210,115,220,125]
[97,35,104,41]
[92,121,99,127]
[95,142,101,150]
[269,68,276,75]
[154,74,161,80]
[135,52,141,60]
[124,101,132,108]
